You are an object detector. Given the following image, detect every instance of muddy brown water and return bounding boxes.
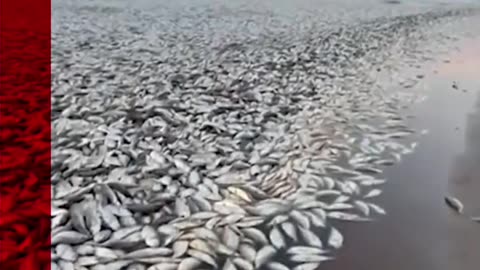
[323,39,480,270]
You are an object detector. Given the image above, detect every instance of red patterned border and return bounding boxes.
[0,0,51,269]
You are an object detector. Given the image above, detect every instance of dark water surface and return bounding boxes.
[323,39,480,270]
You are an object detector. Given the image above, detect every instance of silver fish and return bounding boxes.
[147,263,178,270]
[289,210,311,229]
[292,262,321,270]
[141,226,160,247]
[242,228,268,245]
[354,200,371,216]
[190,239,214,255]
[233,257,254,270]
[172,240,189,258]
[187,249,218,268]
[444,196,464,213]
[124,248,173,259]
[223,258,237,270]
[266,262,290,270]
[269,226,286,249]
[99,205,120,230]
[290,254,332,263]
[328,227,343,249]
[56,244,78,262]
[94,247,120,260]
[327,211,366,221]
[239,243,256,262]
[222,226,240,251]
[368,203,386,215]
[286,246,328,255]
[254,245,276,268]
[364,189,382,198]
[52,231,90,245]
[281,221,298,241]
[298,226,323,248]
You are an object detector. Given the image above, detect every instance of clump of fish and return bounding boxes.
[47,2,480,270]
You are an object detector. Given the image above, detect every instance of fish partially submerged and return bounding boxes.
[444,196,464,214]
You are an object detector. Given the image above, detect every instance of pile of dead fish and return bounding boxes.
[50,2,480,270]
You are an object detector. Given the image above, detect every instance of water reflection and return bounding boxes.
[447,91,480,270]
[323,38,480,270]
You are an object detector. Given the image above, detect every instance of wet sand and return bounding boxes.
[323,38,480,270]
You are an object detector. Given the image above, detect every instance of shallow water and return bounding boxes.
[323,38,480,270]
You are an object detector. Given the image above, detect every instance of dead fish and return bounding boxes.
[56,244,78,262]
[368,203,386,215]
[147,263,178,270]
[125,263,147,270]
[358,179,386,186]
[95,260,132,270]
[269,226,286,249]
[105,204,132,217]
[190,211,219,221]
[99,206,121,230]
[281,221,298,241]
[178,257,202,270]
[236,216,265,228]
[172,240,189,258]
[214,200,246,215]
[289,210,310,229]
[133,257,179,264]
[239,243,256,262]
[233,257,254,270]
[242,228,268,245]
[93,230,112,243]
[292,262,321,270]
[94,247,120,260]
[248,201,289,216]
[290,254,332,263]
[364,189,382,198]
[190,239,213,255]
[354,200,370,216]
[298,227,323,248]
[51,262,60,270]
[58,260,75,270]
[227,187,253,203]
[267,214,289,227]
[327,211,367,221]
[173,158,191,173]
[214,242,236,256]
[188,170,202,186]
[266,262,289,270]
[286,246,327,256]
[175,198,191,218]
[75,244,95,256]
[187,249,217,268]
[52,231,90,245]
[70,203,89,235]
[255,245,276,268]
[123,248,173,259]
[222,226,240,251]
[223,258,237,270]
[141,226,160,247]
[172,220,203,230]
[76,256,100,266]
[295,201,328,210]
[189,227,217,241]
[328,227,343,249]
[218,214,245,226]
[444,196,464,213]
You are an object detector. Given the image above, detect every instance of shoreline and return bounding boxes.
[323,36,480,270]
